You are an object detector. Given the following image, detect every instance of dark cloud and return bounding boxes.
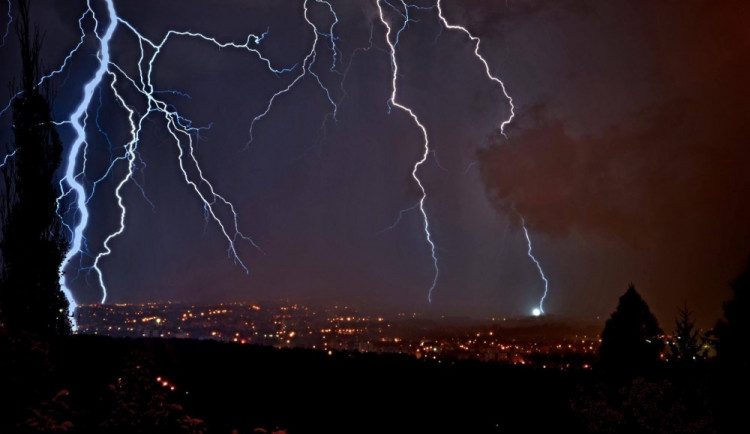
[478,0,750,323]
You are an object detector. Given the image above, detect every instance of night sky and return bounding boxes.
[1,0,748,326]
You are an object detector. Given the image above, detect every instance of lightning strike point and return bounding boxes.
[520,214,549,315]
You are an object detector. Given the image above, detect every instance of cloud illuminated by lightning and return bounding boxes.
[436,2,546,315]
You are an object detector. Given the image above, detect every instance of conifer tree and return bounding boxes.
[0,0,71,336]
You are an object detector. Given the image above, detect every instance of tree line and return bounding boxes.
[577,262,749,433]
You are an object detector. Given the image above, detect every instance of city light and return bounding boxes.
[74,301,599,370]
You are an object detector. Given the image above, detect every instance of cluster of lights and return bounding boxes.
[155,376,176,392]
[79,299,591,368]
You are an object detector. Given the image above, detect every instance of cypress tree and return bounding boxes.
[0,0,71,336]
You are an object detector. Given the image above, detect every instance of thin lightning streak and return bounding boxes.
[75,111,90,182]
[390,0,434,48]
[43,10,91,84]
[0,97,14,119]
[429,149,449,174]
[436,0,515,137]
[153,89,192,100]
[377,0,439,302]
[58,0,118,330]
[130,176,156,211]
[0,148,17,167]
[314,0,340,71]
[93,71,136,303]
[520,214,549,315]
[377,202,419,234]
[113,22,294,80]
[95,86,115,160]
[300,20,383,159]
[337,22,386,108]
[247,0,339,147]
[462,160,477,175]
[0,9,90,118]
[1,0,11,47]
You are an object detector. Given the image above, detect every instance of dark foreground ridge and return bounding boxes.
[8,333,584,433]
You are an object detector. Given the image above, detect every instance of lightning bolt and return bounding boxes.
[3,0,520,328]
[376,0,516,302]
[52,0,305,327]
[437,2,539,315]
[377,0,439,302]
[520,214,549,315]
[436,0,515,137]
[376,149,448,235]
[57,0,118,330]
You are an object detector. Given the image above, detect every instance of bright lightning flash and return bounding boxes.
[376,0,516,302]
[376,0,439,302]
[1,0,519,328]
[51,0,303,328]
[520,214,549,316]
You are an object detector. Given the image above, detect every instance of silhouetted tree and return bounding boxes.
[667,303,704,365]
[599,284,663,378]
[0,321,65,432]
[572,377,716,434]
[576,289,716,432]
[100,354,206,434]
[23,389,75,432]
[712,257,749,432]
[0,0,70,336]
[713,257,749,368]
